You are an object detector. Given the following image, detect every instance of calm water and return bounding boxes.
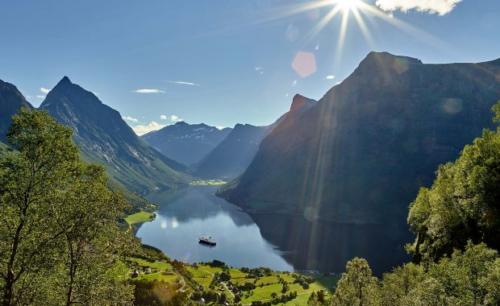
[136,186,293,271]
[251,214,411,276]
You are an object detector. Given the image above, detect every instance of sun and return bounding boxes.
[332,0,362,14]
[255,0,440,70]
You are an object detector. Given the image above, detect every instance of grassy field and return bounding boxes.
[186,264,336,305]
[122,252,338,305]
[124,257,178,282]
[125,211,156,226]
[190,179,227,186]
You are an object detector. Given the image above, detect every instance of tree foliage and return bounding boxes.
[407,102,500,261]
[384,243,499,306]
[330,244,499,305]
[0,109,133,305]
[331,258,380,306]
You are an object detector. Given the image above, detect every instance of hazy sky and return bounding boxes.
[1,0,499,134]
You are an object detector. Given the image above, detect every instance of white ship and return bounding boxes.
[199,235,216,246]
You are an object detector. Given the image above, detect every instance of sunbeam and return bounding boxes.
[302,5,343,45]
[253,0,451,65]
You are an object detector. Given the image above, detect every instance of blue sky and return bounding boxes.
[1,0,499,134]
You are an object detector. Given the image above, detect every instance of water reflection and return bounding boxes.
[251,214,411,276]
[136,186,293,271]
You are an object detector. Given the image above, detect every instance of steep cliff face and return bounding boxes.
[0,79,32,142]
[40,77,189,196]
[223,52,500,226]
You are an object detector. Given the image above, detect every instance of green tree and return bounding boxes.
[379,244,498,306]
[492,102,500,124]
[308,290,327,306]
[0,109,133,305]
[402,277,448,306]
[427,243,498,305]
[480,258,500,305]
[0,109,80,305]
[331,258,380,306]
[281,281,289,293]
[380,263,425,305]
[407,102,500,262]
[52,165,134,305]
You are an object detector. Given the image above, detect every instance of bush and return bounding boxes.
[238,282,256,291]
[207,260,228,268]
[281,282,289,293]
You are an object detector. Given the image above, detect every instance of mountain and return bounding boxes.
[194,95,316,180]
[40,77,189,200]
[221,52,500,273]
[193,124,270,180]
[0,79,33,142]
[288,93,316,114]
[142,122,232,166]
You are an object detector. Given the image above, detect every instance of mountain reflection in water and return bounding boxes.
[135,186,293,271]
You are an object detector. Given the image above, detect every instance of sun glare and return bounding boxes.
[332,0,362,14]
[254,0,446,73]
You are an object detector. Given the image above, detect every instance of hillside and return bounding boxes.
[40,77,189,200]
[224,52,500,222]
[142,122,231,166]
[221,52,500,272]
[122,245,336,306]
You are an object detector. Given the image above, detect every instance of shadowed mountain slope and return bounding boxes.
[220,52,500,273]
[224,52,500,223]
[40,77,189,198]
[0,79,33,142]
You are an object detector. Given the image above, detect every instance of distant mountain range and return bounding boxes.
[0,75,281,210]
[193,124,270,180]
[221,52,500,273]
[193,95,316,180]
[39,77,189,201]
[142,122,232,166]
[141,117,296,182]
[0,79,32,142]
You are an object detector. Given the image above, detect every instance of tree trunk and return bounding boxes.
[3,215,26,306]
[65,243,75,306]
[2,280,13,306]
[413,231,423,263]
[65,280,73,306]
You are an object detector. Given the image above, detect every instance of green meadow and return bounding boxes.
[125,211,156,226]
[122,249,337,305]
